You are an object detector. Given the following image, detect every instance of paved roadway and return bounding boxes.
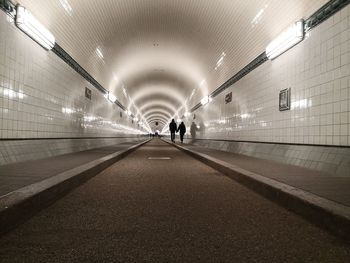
[0,139,349,262]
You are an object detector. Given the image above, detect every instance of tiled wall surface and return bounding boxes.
[186,5,350,147]
[175,6,350,176]
[0,12,146,164]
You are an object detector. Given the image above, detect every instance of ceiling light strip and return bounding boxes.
[16,5,56,50]
[190,0,349,113]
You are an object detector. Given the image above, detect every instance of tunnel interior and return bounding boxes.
[1,0,349,175]
[0,0,350,261]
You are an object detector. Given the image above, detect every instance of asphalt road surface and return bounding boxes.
[0,139,349,262]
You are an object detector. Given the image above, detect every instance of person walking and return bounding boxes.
[177,122,186,143]
[169,119,177,143]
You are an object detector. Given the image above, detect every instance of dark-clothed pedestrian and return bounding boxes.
[177,122,186,143]
[169,119,177,143]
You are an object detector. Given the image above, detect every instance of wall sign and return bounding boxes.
[85,87,92,100]
[225,92,232,104]
[279,88,291,111]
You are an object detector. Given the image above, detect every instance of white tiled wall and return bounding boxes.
[186,5,350,146]
[0,12,145,139]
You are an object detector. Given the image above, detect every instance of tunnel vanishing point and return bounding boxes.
[0,0,350,262]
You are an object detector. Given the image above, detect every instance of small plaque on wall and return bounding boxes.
[279,88,291,111]
[225,92,232,104]
[85,87,92,100]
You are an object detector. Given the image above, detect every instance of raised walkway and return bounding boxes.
[0,141,145,196]
[171,140,350,206]
[163,138,350,240]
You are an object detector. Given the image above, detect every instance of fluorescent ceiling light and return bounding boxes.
[251,5,268,27]
[122,86,128,98]
[59,0,73,16]
[96,47,104,59]
[15,6,55,50]
[266,20,304,60]
[108,93,117,103]
[215,52,226,70]
[189,89,196,100]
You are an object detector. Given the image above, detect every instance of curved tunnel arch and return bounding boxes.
[139,100,178,117]
[143,109,172,120]
[147,116,169,125]
[146,115,169,130]
[19,0,326,132]
[148,119,167,126]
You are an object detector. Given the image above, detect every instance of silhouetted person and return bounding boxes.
[190,122,197,141]
[169,119,177,143]
[177,122,186,143]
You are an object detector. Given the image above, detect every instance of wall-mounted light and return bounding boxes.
[266,20,304,60]
[108,93,117,103]
[15,5,55,50]
[200,95,212,105]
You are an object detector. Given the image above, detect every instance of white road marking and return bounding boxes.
[148,157,171,160]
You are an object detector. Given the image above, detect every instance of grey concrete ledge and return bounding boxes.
[164,139,350,241]
[0,139,151,236]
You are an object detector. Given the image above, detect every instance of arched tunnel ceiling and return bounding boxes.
[19,0,328,131]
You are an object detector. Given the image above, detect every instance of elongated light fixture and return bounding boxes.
[15,5,55,50]
[108,93,117,103]
[266,20,304,60]
[200,95,212,106]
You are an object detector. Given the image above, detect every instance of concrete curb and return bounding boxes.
[163,139,350,241]
[0,139,151,236]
